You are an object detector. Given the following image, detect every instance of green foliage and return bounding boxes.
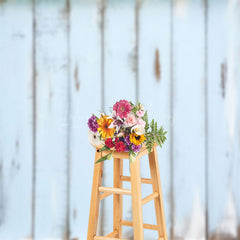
[144,112,167,154]
[129,150,138,163]
[130,100,141,116]
[99,145,110,152]
[95,152,113,164]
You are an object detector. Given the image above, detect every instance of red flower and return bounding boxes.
[105,138,114,148]
[115,141,125,152]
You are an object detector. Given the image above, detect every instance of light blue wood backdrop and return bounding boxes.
[0,0,239,240]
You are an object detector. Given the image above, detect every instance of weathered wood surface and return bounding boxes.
[69,0,102,239]
[0,1,33,239]
[138,0,171,239]
[34,0,69,239]
[0,0,239,239]
[103,0,136,239]
[172,1,206,239]
[208,0,240,239]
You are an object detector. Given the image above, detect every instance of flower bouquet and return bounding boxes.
[87,99,167,163]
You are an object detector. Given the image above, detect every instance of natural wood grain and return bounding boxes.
[120,176,152,184]
[99,186,131,195]
[113,158,123,237]
[149,147,168,239]
[87,150,104,240]
[88,147,167,239]
[142,192,159,205]
[130,157,144,240]
[94,143,157,159]
[105,230,118,237]
[121,220,159,231]
[94,236,127,240]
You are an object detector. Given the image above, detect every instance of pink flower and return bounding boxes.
[113,99,132,119]
[137,118,146,127]
[136,110,145,117]
[125,113,137,127]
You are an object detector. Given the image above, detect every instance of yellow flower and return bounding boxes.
[129,132,146,145]
[97,115,115,139]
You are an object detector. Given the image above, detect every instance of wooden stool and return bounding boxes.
[87,144,168,240]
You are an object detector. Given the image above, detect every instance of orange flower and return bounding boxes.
[97,115,115,139]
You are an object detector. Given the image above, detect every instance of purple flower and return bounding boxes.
[113,116,124,128]
[125,135,131,146]
[132,144,141,153]
[88,115,99,132]
[124,145,130,152]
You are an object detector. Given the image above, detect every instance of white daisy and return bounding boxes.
[87,130,103,146]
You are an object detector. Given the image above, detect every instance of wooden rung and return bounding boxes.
[99,192,112,200]
[105,230,118,237]
[121,220,159,231]
[142,192,159,205]
[94,236,127,240]
[99,186,132,195]
[158,238,167,240]
[120,175,152,184]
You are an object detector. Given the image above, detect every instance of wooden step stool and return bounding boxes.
[87,144,168,240]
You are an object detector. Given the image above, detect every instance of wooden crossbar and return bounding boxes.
[121,220,159,231]
[99,186,132,195]
[105,230,118,237]
[142,192,159,205]
[94,236,127,240]
[99,192,112,200]
[120,175,152,184]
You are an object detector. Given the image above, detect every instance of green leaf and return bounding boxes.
[106,152,113,160]
[129,151,138,163]
[98,145,110,152]
[95,152,113,164]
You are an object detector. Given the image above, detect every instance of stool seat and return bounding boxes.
[94,143,158,159]
[87,144,168,240]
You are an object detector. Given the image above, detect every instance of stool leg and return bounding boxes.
[149,147,168,240]
[130,157,144,240]
[113,158,123,238]
[87,150,104,240]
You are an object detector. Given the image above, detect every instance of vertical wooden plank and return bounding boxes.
[149,147,168,240]
[0,1,33,239]
[104,0,136,107]
[103,0,136,238]
[34,0,69,239]
[113,158,123,238]
[130,157,144,240]
[172,0,206,239]
[87,151,104,240]
[138,0,171,239]
[208,0,240,239]
[69,0,102,239]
